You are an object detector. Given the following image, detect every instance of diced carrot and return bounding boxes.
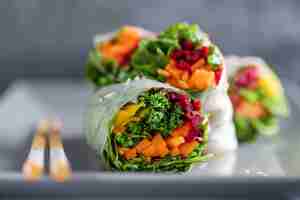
[157,145,169,158]
[177,80,190,89]
[187,69,215,90]
[99,26,141,65]
[170,147,180,156]
[118,147,129,155]
[236,101,266,119]
[135,139,152,153]
[167,78,183,89]
[191,58,205,72]
[165,60,184,80]
[179,141,199,157]
[157,69,171,77]
[171,121,192,137]
[124,148,137,160]
[142,145,156,157]
[152,134,165,146]
[181,71,190,81]
[166,136,185,148]
[151,133,169,158]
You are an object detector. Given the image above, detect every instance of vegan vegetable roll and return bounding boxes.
[85,79,211,172]
[226,56,289,142]
[86,26,155,87]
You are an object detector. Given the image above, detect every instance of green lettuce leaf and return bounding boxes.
[159,22,205,44]
[131,39,173,79]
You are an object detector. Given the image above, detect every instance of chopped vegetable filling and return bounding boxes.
[132,22,224,91]
[106,88,209,172]
[229,65,288,142]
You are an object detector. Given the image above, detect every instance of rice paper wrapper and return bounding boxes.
[225,55,289,117]
[84,78,182,155]
[85,78,237,170]
[202,62,238,153]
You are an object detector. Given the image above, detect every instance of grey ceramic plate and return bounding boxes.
[0,79,299,197]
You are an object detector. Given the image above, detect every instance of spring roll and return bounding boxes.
[85,79,211,172]
[226,56,289,142]
[86,26,155,87]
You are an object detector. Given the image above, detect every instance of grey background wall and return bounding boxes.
[0,0,299,91]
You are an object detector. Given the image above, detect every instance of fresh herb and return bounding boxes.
[139,90,171,110]
[115,133,136,148]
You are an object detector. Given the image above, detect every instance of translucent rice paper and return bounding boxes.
[203,57,238,154]
[84,78,182,154]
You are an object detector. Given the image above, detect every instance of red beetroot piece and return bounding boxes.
[235,66,259,87]
[177,94,193,112]
[214,68,223,85]
[192,99,202,111]
[181,40,194,50]
[185,128,202,142]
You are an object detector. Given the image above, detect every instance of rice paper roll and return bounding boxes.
[86,26,155,87]
[226,56,289,142]
[131,22,237,152]
[85,78,211,172]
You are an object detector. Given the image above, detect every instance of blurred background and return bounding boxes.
[0,0,299,92]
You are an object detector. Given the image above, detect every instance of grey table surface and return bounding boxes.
[0,79,299,199]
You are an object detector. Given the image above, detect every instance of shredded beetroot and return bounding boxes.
[185,128,202,142]
[176,60,191,70]
[192,99,201,111]
[214,68,223,85]
[199,46,210,57]
[176,94,192,112]
[168,92,178,102]
[181,40,194,50]
[170,40,212,72]
[235,66,259,87]
[167,91,204,143]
